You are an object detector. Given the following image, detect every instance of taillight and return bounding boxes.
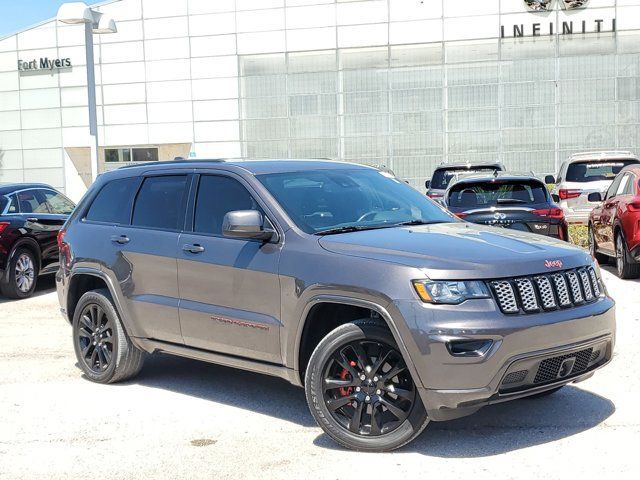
[0,222,9,235]
[629,201,640,212]
[428,193,443,199]
[57,228,71,268]
[533,208,565,220]
[559,189,582,200]
[454,212,468,219]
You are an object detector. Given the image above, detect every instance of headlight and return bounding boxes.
[412,280,490,304]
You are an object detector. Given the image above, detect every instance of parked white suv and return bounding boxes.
[549,151,640,224]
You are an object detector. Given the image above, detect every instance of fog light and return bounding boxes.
[447,339,493,357]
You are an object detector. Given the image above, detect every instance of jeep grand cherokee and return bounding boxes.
[56,160,615,451]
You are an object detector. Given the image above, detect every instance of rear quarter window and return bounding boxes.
[85,177,139,225]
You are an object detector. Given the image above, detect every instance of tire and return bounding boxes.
[588,224,609,265]
[526,386,564,399]
[305,319,429,452]
[615,233,640,280]
[0,247,39,299]
[72,289,145,384]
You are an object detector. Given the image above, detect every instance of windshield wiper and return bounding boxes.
[315,224,394,236]
[496,198,528,204]
[393,220,445,227]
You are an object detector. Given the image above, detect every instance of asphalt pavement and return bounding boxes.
[1,266,638,479]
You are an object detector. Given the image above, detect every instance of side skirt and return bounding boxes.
[135,338,299,385]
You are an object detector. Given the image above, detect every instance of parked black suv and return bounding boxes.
[0,183,75,298]
[57,160,614,451]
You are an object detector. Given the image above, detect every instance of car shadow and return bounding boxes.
[0,274,57,303]
[128,354,614,456]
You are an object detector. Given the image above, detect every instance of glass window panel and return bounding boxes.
[618,78,640,101]
[343,136,388,158]
[288,72,336,94]
[343,91,388,114]
[289,94,337,116]
[448,84,498,109]
[243,118,288,141]
[559,55,615,79]
[502,128,555,152]
[446,40,498,64]
[559,103,615,126]
[343,114,389,136]
[618,102,640,124]
[447,109,499,132]
[448,131,499,154]
[500,58,555,82]
[502,151,556,174]
[240,54,286,76]
[618,125,640,150]
[85,177,138,224]
[342,69,388,92]
[132,176,188,230]
[390,44,443,68]
[244,140,288,158]
[389,67,442,90]
[448,152,499,164]
[393,112,442,133]
[290,116,337,137]
[392,156,444,189]
[501,82,555,107]
[132,148,159,162]
[392,133,443,156]
[288,51,337,73]
[289,138,338,158]
[340,47,388,70]
[242,96,287,119]
[501,106,555,129]
[242,75,287,97]
[391,89,442,112]
[618,54,640,77]
[559,33,615,57]
[447,64,498,86]
[558,78,616,103]
[559,126,616,150]
[500,36,556,61]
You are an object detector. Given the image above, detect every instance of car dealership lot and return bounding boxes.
[1,269,638,480]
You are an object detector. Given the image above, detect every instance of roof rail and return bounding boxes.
[568,150,635,159]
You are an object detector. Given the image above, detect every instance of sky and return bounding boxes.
[0,0,83,38]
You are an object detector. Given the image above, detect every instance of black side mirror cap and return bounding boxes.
[222,210,275,242]
[545,175,556,184]
[588,192,603,202]
[551,194,560,203]
[425,180,431,189]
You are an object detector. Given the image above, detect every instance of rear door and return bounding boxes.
[115,174,190,344]
[177,172,282,363]
[597,174,628,253]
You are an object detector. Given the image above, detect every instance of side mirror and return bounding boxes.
[425,180,431,189]
[545,175,556,185]
[588,192,603,203]
[551,194,560,203]
[222,210,275,241]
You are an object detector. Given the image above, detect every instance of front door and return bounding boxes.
[177,173,282,363]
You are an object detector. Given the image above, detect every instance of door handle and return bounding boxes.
[183,243,205,254]
[26,217,39,222]
[110,235,130,245]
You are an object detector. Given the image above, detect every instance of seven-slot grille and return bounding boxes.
[490,266,601,315]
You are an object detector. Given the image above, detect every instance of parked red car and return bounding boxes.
[588,165,640,278]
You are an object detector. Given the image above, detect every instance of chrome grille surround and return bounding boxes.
[490,266,601,315]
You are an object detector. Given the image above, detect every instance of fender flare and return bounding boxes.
[293,294,422,389]
[2,236,41,283]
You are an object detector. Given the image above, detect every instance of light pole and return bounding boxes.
[56,2,116,183]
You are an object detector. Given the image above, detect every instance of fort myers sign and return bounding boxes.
[18,57,72,73]
[501,0,616,38]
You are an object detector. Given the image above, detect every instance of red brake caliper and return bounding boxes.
[339,361,358,397]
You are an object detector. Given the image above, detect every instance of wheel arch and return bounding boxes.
[7,236,41,271]
[294,295,421,389]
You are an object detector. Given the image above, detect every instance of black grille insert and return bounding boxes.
[533,348,593,384]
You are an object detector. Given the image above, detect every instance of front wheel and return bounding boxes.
[588,225,609,265]
[305,320,429,452]
[616,233,640,279]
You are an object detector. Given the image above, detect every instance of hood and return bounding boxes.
[318,222,592,280]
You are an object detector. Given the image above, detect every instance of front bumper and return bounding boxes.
[392,296,615,421]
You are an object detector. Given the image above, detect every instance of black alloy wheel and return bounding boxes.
[77,303,115,373]
[322,340,415,436]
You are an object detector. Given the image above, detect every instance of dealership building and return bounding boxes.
[0,0,639,200]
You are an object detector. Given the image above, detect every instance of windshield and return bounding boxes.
[431,166,500,190]
[448,180,548,209]
[258,169,455,234]
[566,159,639,182]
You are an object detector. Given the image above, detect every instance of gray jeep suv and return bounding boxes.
[56,160,615,452]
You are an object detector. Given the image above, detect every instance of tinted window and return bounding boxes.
[431,166,500,190]
[6,194,18,213]
[623,174,637,195]
[259,169,454,234]
[566,159,639,183]
[605,174,624,200]
[132,176,188,230]
[448,180,548,208]
[194,175,261,235]
[16,189,49,214]
[43,190,75,215]
[86,177,140,224]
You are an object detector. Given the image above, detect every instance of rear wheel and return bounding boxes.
[0,248,39,299]
[588,224,609,265]
[72,289,145,383]
[305,320,429,452]
[615,233,640,279]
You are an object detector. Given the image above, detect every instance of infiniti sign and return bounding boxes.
[501,0,615,38]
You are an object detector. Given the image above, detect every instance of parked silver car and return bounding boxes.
[548,151,640,224]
